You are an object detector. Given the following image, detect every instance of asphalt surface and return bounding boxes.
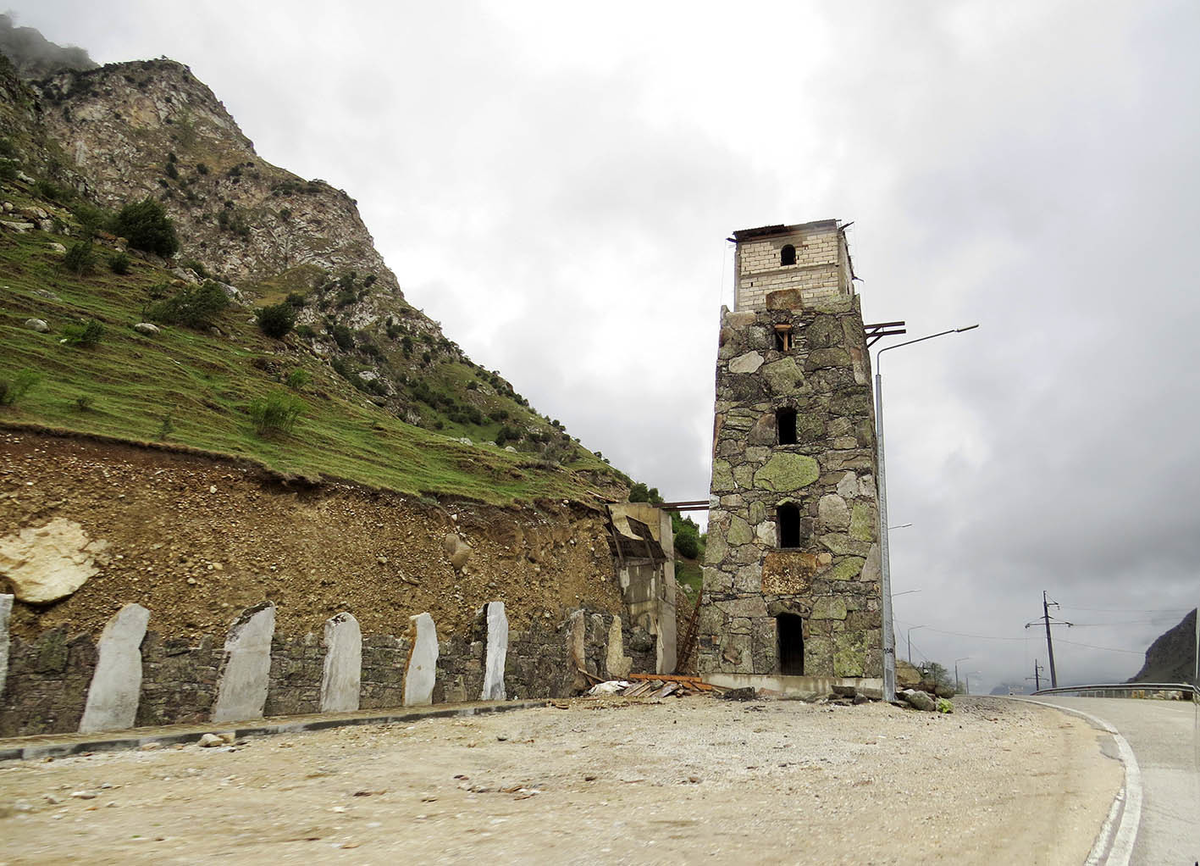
[1025,696,1199,866]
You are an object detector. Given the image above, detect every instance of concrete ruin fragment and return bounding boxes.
[480,601,508,701]
[212,602,276,723]
[320,612,362,713]
[606,503,676,674]
[605,616,633,679]
[403,612,438,706]
[0,594,11,699]
[79,603,150,733]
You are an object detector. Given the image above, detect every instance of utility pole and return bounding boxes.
[1024,591,1072,689]
[1026,659,1045,692]
[1041,591,1058,688]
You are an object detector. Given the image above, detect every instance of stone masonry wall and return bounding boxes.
[698,293,883,680]
[736,224,849,312]
[0,607,652,737]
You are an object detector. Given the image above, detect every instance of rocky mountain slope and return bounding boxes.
[0,39,622,490]
[1128,608,1197,684]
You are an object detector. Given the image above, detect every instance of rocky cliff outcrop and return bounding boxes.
[34,60,403,297]
[1129,608,1196,684]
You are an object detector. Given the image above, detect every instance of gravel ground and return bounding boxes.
[0,695,1121,865]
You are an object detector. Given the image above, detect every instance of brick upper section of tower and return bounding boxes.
[732,219,855,313]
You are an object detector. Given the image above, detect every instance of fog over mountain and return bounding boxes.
[0,12,94,78]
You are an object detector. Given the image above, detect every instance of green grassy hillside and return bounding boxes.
[0,204,624,505]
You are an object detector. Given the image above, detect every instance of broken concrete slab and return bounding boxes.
[403,612,438,707]
[567,609,588,692]
[79,603,151,733]
[0,594,11,699]
[480,602,509,701]
[212,602,275,724]
[605,616,632,679]
[319,612,361,713]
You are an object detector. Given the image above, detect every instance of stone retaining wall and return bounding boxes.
[0,603,649,737]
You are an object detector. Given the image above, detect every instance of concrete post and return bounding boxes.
[79,603,150,733]
[403,613,438,707]
[212,602,275,724]
[320,612,361,713]
[480,602,509,701]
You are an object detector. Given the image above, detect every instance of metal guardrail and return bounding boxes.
[1032,682,1199,699]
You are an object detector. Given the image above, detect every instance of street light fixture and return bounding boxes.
[907,624,927,664]
[964,670,983,696]
[950,652,969,686]
[876,324,979,701]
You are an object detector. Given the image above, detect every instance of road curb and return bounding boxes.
[0,699,549,762]
[1016,698,1142,866]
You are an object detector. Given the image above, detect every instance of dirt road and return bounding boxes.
[0,696,1120,865]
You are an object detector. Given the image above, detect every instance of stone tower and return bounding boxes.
[697,220,883,694]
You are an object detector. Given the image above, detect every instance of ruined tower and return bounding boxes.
[697,220,884,694]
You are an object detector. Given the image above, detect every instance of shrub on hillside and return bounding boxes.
[629,482,663,505]
[61,319,104,347]
[180,258,210,279]
[673,518,702,560]
[148,281,229,329]
[285,369,311,390]
[113,197,179,256]
[329,324,354,351]
[35,178,73,203]
[257,302,296,339]
[70,201,112,238]
[108,251,131,274]
[248,390,305,437]
[0,369,39,406]
[63,240,95,276]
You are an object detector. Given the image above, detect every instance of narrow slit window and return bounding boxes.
[777,613,805,675]
[778,503,800,548]
[774,323,793,351]
[777,408,797,445]
[780,244,796,266]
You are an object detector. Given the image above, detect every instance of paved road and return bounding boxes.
[1026,696,1199,866]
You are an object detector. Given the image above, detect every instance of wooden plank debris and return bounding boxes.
[583,673,727,699]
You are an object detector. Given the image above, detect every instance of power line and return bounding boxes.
[894,618,1027,642]
[1060,606,1193,614]
[1057,638,1144,655]
[1072,620,1182,627]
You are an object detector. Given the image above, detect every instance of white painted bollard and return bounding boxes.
[403,612,438,707]
[212,603,275,723]
[480,602,509,701]
[320,612,361,713]
[79,603,151,733]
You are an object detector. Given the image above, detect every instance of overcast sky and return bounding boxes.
[10,1,1199,694]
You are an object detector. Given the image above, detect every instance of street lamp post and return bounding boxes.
[965,671,982,696]
[907,625,927,664]
[954,656,970,693]
[875,324,979,701]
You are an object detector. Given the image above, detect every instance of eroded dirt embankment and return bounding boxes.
[0,429,623,641]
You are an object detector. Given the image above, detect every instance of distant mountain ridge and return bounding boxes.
[1128,608,1197,684]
